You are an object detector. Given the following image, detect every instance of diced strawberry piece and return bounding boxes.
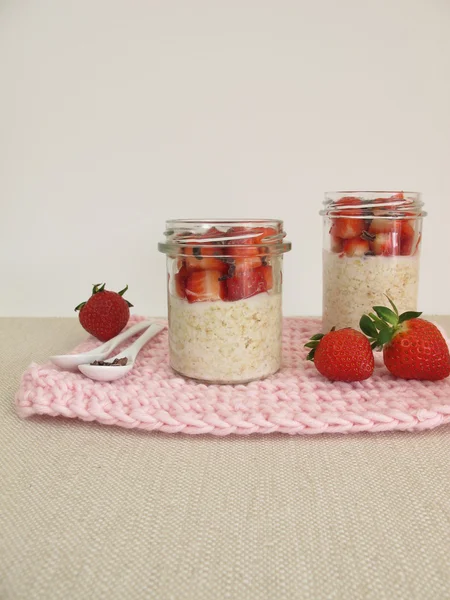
[400,221,415,256]
[226,227,261,257]
[175,264,188,298]
[253,227,278,243]
[204,226,224,238]
[330,218,364,240]
[368,218,402,235]
[226,268,268,301]
[258,265,273,290]
[334,197,363,216]
[185,256,228,273]
[342,237,370,257]
[185,270,226,303]
[184,227,225,259]
[369,232,400,256]
[330,234,343,253]
[233,257,263,272]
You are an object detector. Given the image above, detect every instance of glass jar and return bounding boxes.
[320,191,426,332]
[158,219,291,384]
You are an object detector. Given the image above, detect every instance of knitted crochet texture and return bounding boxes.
[16,317,450,435]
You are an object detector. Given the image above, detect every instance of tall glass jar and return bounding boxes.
[158,219,291,384]
[321,192,426,332]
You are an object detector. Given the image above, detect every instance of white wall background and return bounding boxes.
[1,0,450,317]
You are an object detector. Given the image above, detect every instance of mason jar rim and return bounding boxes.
[320,191,427,219]
[158,218,292,256]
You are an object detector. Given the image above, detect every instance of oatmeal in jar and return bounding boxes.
[159,220,291,384]
[321,192,425,332]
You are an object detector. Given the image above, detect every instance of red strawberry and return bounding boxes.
[342,237,370,257]
[75,283,132,341]
[226,267,268,301]
[330,218,364,240]
[360,298,450,380]
[305,328,374,382]
[185,270,226,303]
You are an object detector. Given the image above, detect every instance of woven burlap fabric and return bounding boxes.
[1,318,450,600]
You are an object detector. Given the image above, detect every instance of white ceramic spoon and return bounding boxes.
[50,321,153,371]
[78,322,165,382]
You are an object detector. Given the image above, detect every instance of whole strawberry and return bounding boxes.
[360,298,450,381]
[75,283,133,341]
[305,328,374,382]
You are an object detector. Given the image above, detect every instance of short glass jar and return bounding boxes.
[158,219,291,384]
[320,192,426,332]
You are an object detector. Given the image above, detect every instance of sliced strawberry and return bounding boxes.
[233,256,263,272]
[175,264,188,298]
[368,218,402,235]
[400,221,415,256]
[226,227,261,257]
[253,227,278,243]
[342,237,370,257]
[258,265,273,290]
[185,256,228,273]
[185,270,226,303]
[334,197,363,216]
[184,227,225,259]
[330,218,364,240]
[369,232,400,256]
[330,234,343,253]
[226,268,268,301]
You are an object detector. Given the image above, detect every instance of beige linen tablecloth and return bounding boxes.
[1,317,450,600]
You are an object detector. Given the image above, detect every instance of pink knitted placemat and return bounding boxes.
[16,317,450,436]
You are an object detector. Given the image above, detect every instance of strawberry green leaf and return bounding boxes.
[373,306,399,326]
[306,349,315,361]
[377,326,394,346]
[125,301,134,308]
[385,295,399,316]
[92,283,105,294]
[370,341,379,350]
[369,313,385,330]
[74,301,86,312]
[309,333,325,341]
[304,341,318,349]
[398,311,422,323]
[360,315,378,338]
[118,285,129,297]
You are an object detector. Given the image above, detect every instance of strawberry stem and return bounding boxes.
[304,333,325,361]
[360,295,423,350]
[92,283,105,295]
